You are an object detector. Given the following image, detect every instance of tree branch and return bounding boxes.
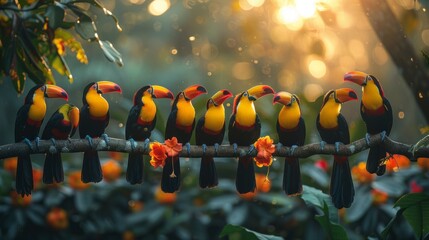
[0,133,424,161]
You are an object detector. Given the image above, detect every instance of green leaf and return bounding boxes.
[72,0,122,32]
[301,185,338,223]
[45,5,65,29]
[315,202,348,240]
[73,12,97,41]
[51,54,73,83]
[219,224,283,240]
[99,40,123,66]
[396,193,429,239]
[382,193,429,239]
[345,185,372,222]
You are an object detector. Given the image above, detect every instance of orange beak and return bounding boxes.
[152,85,174,99]
[344,71,368,86]
[211,89,233,106]
[335,88,358,103]
[97,81,122,94]
[183,84,207,100]
[247,85,275,99]
[273,91,293,106]
[44,85,68,101]
[68,105,80,129]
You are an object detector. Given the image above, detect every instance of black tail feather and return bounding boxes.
[236,156,256,194]
[199,156,218,188]
[366,146,386,174]
[161,156,181,193]
[43,153,64,184]
[81,150,103,183]
[283,157,302,196]
[330,156,355,209]
[16,154,33,196]
[126,153,144,184]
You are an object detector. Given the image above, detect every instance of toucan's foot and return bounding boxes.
[247,145,256,156]
[129,138,136,151]
[233,143,238,157]
[85,135,93,147]
[365,133,371,146]
[49,138,58,154]
[319,141,326,151]
[185,142,191,156]
[101,134,110,145]
[380,131,387,141]
[144,138,150,153]
[290,145,298,155]
[202,144,207,156]
[23,138,33,150]
[335,142,342,153]
[214,143,219,156]
[35,137,40,151]
[276,143,283,153]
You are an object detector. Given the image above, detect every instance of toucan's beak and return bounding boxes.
[273,91,293,106]
[183,84,207,100]
[152,85,174,99]
[97,81,122,94]
[211,89,233,105]
[44,85,68,101]
[247,85,275,99]
[68,105,80,129]
[335,88,358,103]
[344,71,368,86]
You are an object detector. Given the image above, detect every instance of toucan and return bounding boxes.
[79,81,122,183]
[15,84,68,195]
[125,85,174,184]
[163,84,207,192]
[228,85,275,194]
[195,89,233,188]
[273,91,306,196]
[344,71,393,175]
[41,104,79,184]
[317,88,357,209]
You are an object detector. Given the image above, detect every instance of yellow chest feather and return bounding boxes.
[319,101,341,129]
[28,94,46,122]
[362,83,383,111]
[176,100,195,127]
[140,96,156,122]
[204,105,225,132]
[87,91,109,118]
[278,104,300,129]
[235,99,256,127]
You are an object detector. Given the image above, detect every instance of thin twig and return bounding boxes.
[0,133,422,160]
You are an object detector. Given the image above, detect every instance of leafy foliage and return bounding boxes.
[0,0,122,93]
[220,224,283,240]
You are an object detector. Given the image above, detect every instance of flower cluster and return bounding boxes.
[149,137,182,169]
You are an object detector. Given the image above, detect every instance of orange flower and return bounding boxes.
[385,154,410,172]
[128,200,144,212]
[163,137,183,157]
[10,191,32,207]
[351,162,375,184]
[68,171,90,190]
[46,208,69,230]
[102,160,122,182]
[149,142,167,168]
[3,157,17,175]
[417,157,429,171]
[239,191,257,201]
[109,151,124,161]
[371,189,389,205]
[253,136,275,167]
[154,185,177,204]
[255,173,271,193]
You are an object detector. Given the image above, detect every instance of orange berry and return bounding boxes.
[154,185,177,204]
[255,173,271,193]
[417,157,429,171]
[3,157,17,175]
[68,171,90,190]
[46,208,69,230]
[371,189,389,205]
[10,191,32,207]
[102,160,122,182]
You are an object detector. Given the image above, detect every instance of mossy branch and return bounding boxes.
[0,133,425,161]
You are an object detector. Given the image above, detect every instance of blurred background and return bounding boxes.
[1,0,429,239]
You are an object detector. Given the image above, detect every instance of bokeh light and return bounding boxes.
[148,0,171,16]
